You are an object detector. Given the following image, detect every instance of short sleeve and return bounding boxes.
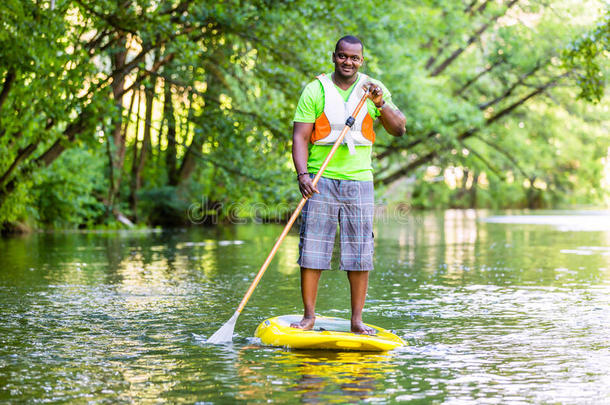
[293,80,324,123]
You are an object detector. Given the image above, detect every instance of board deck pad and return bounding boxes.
[275,315,377,334]
[255,315,404,352]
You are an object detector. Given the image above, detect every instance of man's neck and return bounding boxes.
[331,72,358,90]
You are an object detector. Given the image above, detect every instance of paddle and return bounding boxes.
[207,86,371,344]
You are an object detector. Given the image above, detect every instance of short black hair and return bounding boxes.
[334,35,364,54]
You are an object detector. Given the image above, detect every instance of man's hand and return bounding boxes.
[362,82,406,137]
[364,82,384,108]
[298,174,319,199]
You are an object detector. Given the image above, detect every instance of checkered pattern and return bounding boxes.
[297,176,374,271]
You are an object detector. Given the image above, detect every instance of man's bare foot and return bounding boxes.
[351,320,375,335]
[290,316,316,330]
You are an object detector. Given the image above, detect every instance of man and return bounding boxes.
[291,35,406,334]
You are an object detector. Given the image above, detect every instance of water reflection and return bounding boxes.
[235,347,397,403]
[284,350,396,402]
[483,211,610,232]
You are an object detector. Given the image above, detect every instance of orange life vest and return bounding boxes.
[311,73,376,154]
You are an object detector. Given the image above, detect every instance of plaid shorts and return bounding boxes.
[297,176,374,271]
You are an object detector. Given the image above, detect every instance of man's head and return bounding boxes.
[332,35,364,80]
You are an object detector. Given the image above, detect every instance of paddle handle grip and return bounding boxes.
[236,88,371,314]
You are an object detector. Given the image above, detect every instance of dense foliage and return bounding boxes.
[0,0,608,231]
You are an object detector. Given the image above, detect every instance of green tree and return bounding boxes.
[0,0,608,230]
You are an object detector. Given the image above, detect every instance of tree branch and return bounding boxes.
[481,72,568,127]
[425,39,450,70]
[376,72,567,186]
[455,58,504,96]
[464,0,479,14]
[74,0,139,36]
[460,140,505,180]
[471,0,493,16]
[471,135,530,178]
[0,111,91,202]
[0,141,38,187]
[0,69,15,112]
[376,131,437,160]
[376,151,438,186]
[427,0,497,70]
[478,61,545,110]
[114,51,175,100]
[430,0,519,77]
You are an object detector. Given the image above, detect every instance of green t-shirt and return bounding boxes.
[293,73,396,181]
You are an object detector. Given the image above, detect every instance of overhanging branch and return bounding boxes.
[376,72,567,186]
[430,0,519,77]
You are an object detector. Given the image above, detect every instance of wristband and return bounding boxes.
[296,172,310,180]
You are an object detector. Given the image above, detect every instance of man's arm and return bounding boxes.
[378,104,406,137]
[292,122,319,198]
[366,83,406,137]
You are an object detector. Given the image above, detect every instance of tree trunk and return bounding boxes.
[129,84,154,221]
[129,87,143,221]
[106,36,128,212]
[163,79,178,186]
[470,172,478,208]
[176,92,197,185]
[175,70,224,187]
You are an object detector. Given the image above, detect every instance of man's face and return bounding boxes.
[332,41,363,79]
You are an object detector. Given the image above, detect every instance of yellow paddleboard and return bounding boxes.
[254,315,405,352]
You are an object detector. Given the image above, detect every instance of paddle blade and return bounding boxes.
[207,311,240,344]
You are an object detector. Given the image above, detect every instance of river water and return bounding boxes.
[1,210,610,403]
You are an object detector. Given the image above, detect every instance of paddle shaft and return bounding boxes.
[235,88,371,314]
